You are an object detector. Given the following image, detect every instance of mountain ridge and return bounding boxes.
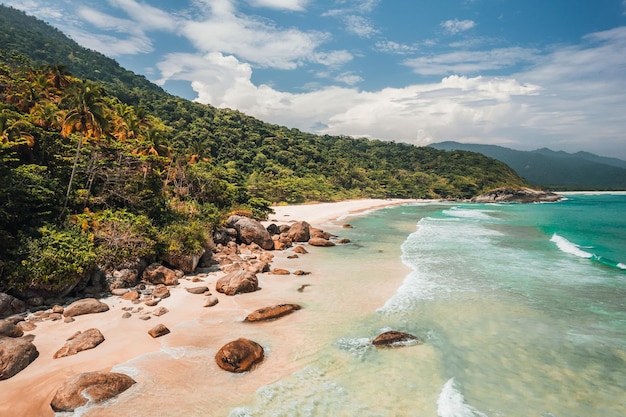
[429,141,626,190]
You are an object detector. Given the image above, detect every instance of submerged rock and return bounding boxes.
[244,304,302,322]
[372,331,422,347]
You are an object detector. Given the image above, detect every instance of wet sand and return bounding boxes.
[0,199,420,417]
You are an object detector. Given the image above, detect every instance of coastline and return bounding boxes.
[0,198,422,417]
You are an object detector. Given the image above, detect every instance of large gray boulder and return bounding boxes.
[226,215,274,250]
[50,371,136,412]
[0,337,39,380]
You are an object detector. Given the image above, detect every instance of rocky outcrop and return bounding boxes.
[215,338,264,373]
[372,331,422,347]
[226,216,274,250]
[63,298,109,318]
[53,328,105,359]
[50,371,136,412]
[472,187,562,203]
[0,292,26,318]
[215,270,258,296]
[0,337,39,380]
[0,320,24,338]
[142,263,179,286]
[244,304,301,322]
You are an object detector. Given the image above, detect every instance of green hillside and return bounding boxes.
[0,5,527,296]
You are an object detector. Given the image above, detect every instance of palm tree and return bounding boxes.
[60,80,108,213]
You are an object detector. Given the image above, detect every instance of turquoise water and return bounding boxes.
[231,194,626,417]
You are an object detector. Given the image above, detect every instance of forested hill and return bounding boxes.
[0,5,526,294]
[0,5,525,200]
[430,141,626,190]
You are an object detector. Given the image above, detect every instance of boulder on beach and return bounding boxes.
[163,251,205,274]
[0,337,39,380]
[372,331,422,347]
[152,284,171,299]
[287,221,310,242]
[226,215,274,250]
[0,292,26,318]
[142,263,179,286]
[244,304,302,322]
[50,371,136,412]
[0,320,24,338]
[215,270,259,296]
[215,338,264,373]
[308,237,335,247]
[63,298,109,318]
[53,328,105,359]
[186,286,209,295]
[148,324,170,338]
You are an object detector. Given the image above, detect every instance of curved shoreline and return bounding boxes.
[0,198,428,417]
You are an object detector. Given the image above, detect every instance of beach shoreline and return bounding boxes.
[0,198,422,417]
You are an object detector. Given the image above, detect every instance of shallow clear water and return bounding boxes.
[230,194,626,417]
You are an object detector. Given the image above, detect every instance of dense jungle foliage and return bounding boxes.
[0,5,526,295]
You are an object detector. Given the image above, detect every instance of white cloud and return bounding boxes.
[246,0,309,11]
[344,15,378,38]
[161,25,626,158]
[375,40,418,55]
[335,72,364,85]
[404,47,540,75]
[178,0,342,69]
[441,19,476,35]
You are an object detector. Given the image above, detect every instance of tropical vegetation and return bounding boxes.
[0,5,527,296]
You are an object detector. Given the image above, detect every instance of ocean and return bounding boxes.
[228,193,626,417]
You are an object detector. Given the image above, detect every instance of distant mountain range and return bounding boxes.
[429,142,626,190]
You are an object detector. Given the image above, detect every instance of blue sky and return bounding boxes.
[3,0,626,158]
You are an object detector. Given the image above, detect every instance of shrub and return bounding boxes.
[160,219,210,256]
[74,209,159,272]
[19,225,96,292]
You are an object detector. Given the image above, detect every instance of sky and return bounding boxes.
[3,0,626,159]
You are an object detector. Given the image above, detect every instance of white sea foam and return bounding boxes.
[335,337,372,358]
[550,233,593,259]
[617,262,626,270]
[443,207,497,221]
[437,378,489,417]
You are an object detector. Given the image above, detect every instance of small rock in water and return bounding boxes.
[372,331,422,347]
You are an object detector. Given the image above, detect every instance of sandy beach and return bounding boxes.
[0,198,420,417]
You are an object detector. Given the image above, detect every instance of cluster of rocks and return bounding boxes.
[0,215,353,411]
[472,187,562,203]
[0,214,422,412]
